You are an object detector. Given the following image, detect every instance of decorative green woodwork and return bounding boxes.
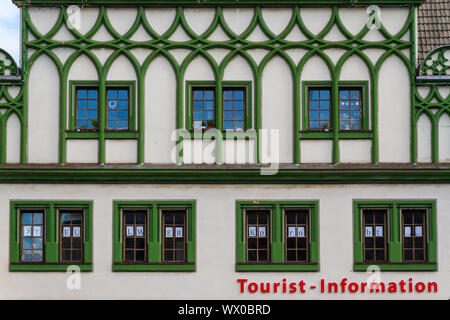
[353,200,436,271]
[419,45,450,77]
[0,49,19,76]
[9,200,93,272]
[11,4,418,165]
[236,200,319,271]
[112,200,196,271]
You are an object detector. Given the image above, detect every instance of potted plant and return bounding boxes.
[321,122,330,132]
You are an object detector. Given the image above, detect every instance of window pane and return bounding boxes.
[339,87,362,131]
[402,209,426,263]
[123,210,147,263]
[309,88,331,130]
[21,210,44,263]
[107,88,129,130]
[60,210,84,263]
[222,88,246,130]
[362,209,387,262]
[192,88,215,129]
[162,210,187,263]
[285,209,309,263]
[246,210,270,263]
[76,88,98,130]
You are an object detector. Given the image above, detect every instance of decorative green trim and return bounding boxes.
[353,199,437,271]
[9,200,93,272]
[236,200,319,272]
[12,0,426,6]
[419,45,450,77]
[0,49,20,77]
[112,200,196,272]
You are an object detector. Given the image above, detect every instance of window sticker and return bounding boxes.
[414,226,423,237]
[165,227,173,238]
[287,226,296,238]
[73,226,81,238]
[375,226,383,237]
[23,226,32,237]
[33,226,42,237]
[136,226,144,237]
[63,226,71,238]
[297,226,306,238]
[365,226,373,237]
[404,226,412,237]
[175,227,183,238]
[258,226,267,238]
[248,226,257,237]
[126,226,134,237]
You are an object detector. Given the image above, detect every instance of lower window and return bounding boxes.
[236,201,319,272]
[113,201,196,271]
[10,201,93,271]
[354,200,437,271]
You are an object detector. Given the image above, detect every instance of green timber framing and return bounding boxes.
[236,200,319,271]
[112,200,196,271]
[0,1,437,166]
[9,200,93,271]
[353,199,436,271]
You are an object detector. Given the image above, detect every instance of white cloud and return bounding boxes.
[0,1,20,63]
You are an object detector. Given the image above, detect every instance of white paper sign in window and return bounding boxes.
[23,226,32,237]
[287,226,296,237]
[248,226,257,237]
[165,227,173,238]
[414,226,423,237]
[175,227,183,238]
[297,226,306,238]
[33,226,42,237]
[404,226,411,237]
[63,226,71,237]
[365,226,373,237]
[375,226,383,237]
[136,226,144,237]
[73,226,81,238]
[126,226,134,237]
[258,226,267,238]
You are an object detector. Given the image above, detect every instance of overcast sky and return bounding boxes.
[0,1,20,63]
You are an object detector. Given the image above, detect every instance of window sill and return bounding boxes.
[66,131,138,139]
[353,263,437,271]
[236,263,319,272]
[10,263,92,272]
[112,263,196,272]
[187,130,256,140]
[299,131,373,139]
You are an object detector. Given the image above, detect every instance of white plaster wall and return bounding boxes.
[261,56,293,163]
[0,183,448,299]
[105,139,137,163]
[339,140,372,163]
[145,56,177,164]
[378,55,410,163]
[6,113,21,163]
[66,140,98,163]
[417,114,432,163]
[28,54,59,163]
[300,140,333,163]
[438,114,450,162]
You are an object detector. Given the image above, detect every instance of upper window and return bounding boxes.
[113,201,196,271]
[302,81,369,135]
[236,201,319,272]
[10,201,93,271]
[187,81,252,134]
[106,88,130,130]
[354,200,436,271]
[75,88,99,131]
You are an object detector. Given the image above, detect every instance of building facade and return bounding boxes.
[0,0,448,299]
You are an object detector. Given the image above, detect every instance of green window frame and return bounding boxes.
[353,200,437,271]
[236,200,319,272]
[9,201,93,271]
[185,81,252,136]
[301,81,371,139]
[113,201,196,271]
[68,80,137,139]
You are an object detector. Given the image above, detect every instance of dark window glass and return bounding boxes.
[223,88,245,130]
[309,88,331,130]
[402,210,426,262]
[285,209,309,263]
[21,211,44,262]
[123,210,147,263]
[339,88,362,131]
[362,209,387,262]
[107,88,129,130]
[246,210,270,263]
[60,210,83,263]
[75,88,98,130]
[162,210,187,263]
[192,88,215,129]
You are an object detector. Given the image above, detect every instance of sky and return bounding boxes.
[0,1,20,63]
